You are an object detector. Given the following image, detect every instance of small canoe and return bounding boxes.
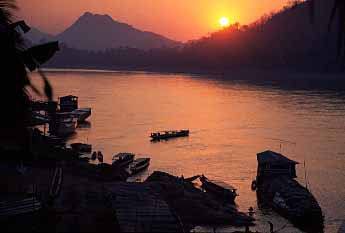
[130,158,150,174]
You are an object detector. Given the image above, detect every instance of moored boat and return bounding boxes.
[112,153,135,167]
[150,129,189,141]
[255,150,323,231]
[70,143,92,153]
[59,95,91,122]
[49,112,77,136]
[130,158,150,174]
[199,175,238,204]
[71,108,91,122]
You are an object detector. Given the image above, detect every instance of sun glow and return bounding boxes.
[219,17,230,27]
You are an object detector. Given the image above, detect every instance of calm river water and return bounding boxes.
[32,69,345,233]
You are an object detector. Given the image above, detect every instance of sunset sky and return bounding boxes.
[17,0,287,42]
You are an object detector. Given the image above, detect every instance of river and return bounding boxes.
[31,69,345,233]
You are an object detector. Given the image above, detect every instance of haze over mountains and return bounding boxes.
[26,12,182,50]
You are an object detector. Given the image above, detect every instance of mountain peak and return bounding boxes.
[56,12,182,51]
[79,11,114,24]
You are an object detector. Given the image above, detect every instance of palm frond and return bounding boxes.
[0,0,17,24]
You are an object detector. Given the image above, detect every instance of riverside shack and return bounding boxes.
[59,95,78,112]
[257,150,299,182]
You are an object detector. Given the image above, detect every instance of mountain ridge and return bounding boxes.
[54,12,182,51]
[24,11,182,50]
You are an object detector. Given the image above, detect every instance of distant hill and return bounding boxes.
[24,27,53,45]
[47,1,344,72]
[55,12,182,51]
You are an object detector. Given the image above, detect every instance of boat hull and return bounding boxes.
[130,158,150,174]
[150,130,189,141]
[112,158,134,168]
[200,176,237,204]
[71,108,91,122]
[256,177,323,232]
[131,162,149,174]
[49,122,76,136]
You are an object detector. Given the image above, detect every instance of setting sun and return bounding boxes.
[219,17,230,27]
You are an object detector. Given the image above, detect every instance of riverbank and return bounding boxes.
[0,133,254,232]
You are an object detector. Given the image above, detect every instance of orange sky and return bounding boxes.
[17,0,287,42]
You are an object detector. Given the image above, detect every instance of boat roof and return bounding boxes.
[60,95,78,99]
[257,150,299,164]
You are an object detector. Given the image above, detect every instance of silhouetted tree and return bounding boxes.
[310,0,345,59]
[0,0,59,156]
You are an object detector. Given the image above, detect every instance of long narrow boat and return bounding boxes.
[150,129,189,141]
[112,153,135,167]
[130,158,150,174]
[199,175,237,204]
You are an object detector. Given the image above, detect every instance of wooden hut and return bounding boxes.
[59,95,78,112]
[257,150,299,181]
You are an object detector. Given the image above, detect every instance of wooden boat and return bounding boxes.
[31,112,50,125]
[255,150,323,231]
[49,112,77,136]
[130,158,150,174]
[97,151,103,163]
[199,175,237,204]
[59,95,91,122]
[112,153,135,167]
[71,108,91,122]
[150,129,189,141]
[70,143,92,153]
